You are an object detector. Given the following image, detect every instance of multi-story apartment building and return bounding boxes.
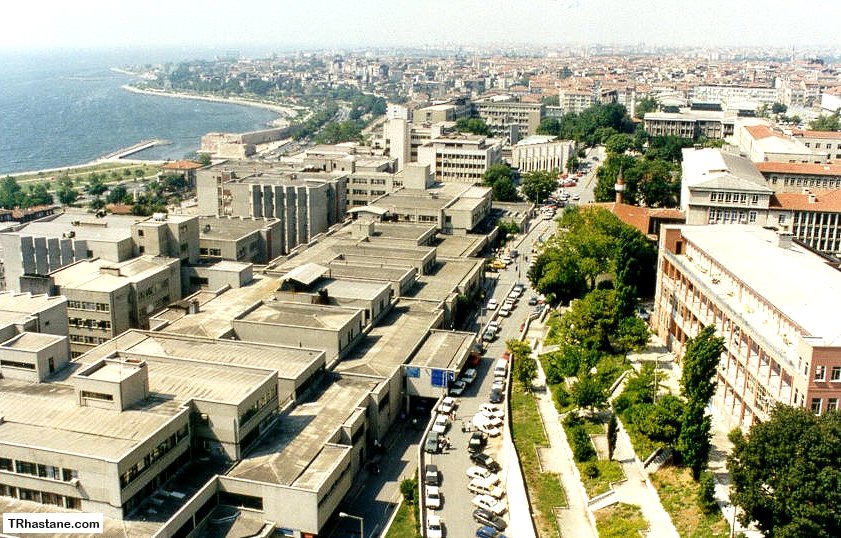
[654,225,841,430]
[689,84,780,105]
[643,109,737,139]
[790,129,841,161]
[474,97,543,141]
[416,134,502,184]
[512,135,576,174]
[559,88,595,114]
[755,161,841,193]
[733,120,824,164]
[197,216,284,264]
[346,164,434,207]
[196,164,347,254]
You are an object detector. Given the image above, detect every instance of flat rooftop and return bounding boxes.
[51,256,177,293]
[83,330,323,382]
[434,233,488,258]
[0,331,64,351]
[407,258,483,302]
[199,216,276,240]
[0,378,183,460]
[161,276,281,339]
[336,300,442,377]
[227,375,377,487]
[318,278,390,301]
[0,290,65,314]
[676,225,841,346]
[327,261,416,284]
[239,301,360,330]
[411,330,475,370]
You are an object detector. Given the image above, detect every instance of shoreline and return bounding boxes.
[120,84,300,123]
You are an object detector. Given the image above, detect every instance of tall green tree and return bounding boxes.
[536,117,562,137]
[520,170,557,204]
[56,179,78,206]
[85,175,107,196]
[680,325,725,404]
[106,184,129,205]
[728,406,841,538]
[572,374,607,410]
[0,176,24,209]
[810,110,841,131]
[456,117,492,137]
[482,164,520,202]
[607,412,618,460]
[634,97,658,118]
[24,182,53,207]
[677,401,712,479]
[553,289,619,352]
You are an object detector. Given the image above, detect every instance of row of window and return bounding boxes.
[138,279,169,300]
[0,458,78,482]
[239,386,278,426]
[803,142,841,150]
[709,192,760,205]
[119,425,189,489]
[67,301,109,312]
[770,176,841,188]
[0,359,35,370]
[0,484,80,509]
[69,335,109,345]
[811,397,840,415]
[200,248,222,256]
[707,209,758,224]
[69,318,111,331]
[813,365,841,382]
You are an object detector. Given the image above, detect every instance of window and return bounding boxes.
[828,398,839,412]
[81,390,113,401]
[137,230,144,237]
[811,398,823,414]
[815,365,826,381]
[778,214,787,225]
[751,194,759,205]
[832,366,841,381]
[748,211,757,223]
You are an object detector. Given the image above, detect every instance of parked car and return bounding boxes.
[479,404,504,419]
[427,514,444,538]
[489,388,504,404]
[508,290,520,300]
[498,305,511,317]
[501,350,511,361]
[462,368,478,385]
[432,414,449,434]
[439,396,457,414]
[491,379,505,392]
[449,379,467,396]
[424,463,440,486]
[468,478,505,499]
[425,485,442,510]
[468,431,487,453]
[473,508,508,531]
[528,296,538,306]
[470,452,501,473]
[477,413,503,428]
[476,525,507,538]
[472,494,507,515]
[483,328,496,342]
[488,320,501,333]
[425,432,441,454]
[466,466,498,483]
[487,298,498,310]
[475,422,501,437]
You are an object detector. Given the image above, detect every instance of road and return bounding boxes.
[426,216,554,538]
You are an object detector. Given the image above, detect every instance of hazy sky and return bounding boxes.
[2,0,840,53]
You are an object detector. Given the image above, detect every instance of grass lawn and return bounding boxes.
[651,466,731,538]
[511,382,567,538]
[577,459,626,497]
[384,500,421,538]
[595,502,648,538]
[581,415,606,435]
[10,163,160,185]
[618,413,662,460]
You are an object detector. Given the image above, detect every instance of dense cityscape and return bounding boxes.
[1,36,841,538]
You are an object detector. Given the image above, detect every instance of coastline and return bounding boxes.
[120,84,299,125]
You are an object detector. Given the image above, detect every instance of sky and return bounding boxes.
[2,0,841,54]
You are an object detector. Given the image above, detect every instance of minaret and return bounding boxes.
[615,167,625,204]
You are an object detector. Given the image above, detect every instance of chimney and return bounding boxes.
[614,167,625,204]
[808,193,817,204]
[777,231,793,249]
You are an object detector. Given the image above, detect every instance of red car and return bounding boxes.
[502,350,511,361]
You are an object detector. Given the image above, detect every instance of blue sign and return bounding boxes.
[405,366,420,378]
[431,369,447,388]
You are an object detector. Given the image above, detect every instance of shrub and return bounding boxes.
[554,384,570,408]
[571,427,596,462]
[400,477,417,504]
[584,461,600,478]
[563,412,583,429]
[697,471,718,514]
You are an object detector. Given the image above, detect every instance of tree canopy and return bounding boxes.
[593,153,680,208]
[520,170,557,204]
[634,97,659,118]
[809,110,841,132]
[728,406,841,537]
[482,164,520,202]
[456,117,492,137]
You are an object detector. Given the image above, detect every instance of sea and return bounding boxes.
[0,48,282,175]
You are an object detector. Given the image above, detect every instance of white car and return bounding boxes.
[498,305,511,317]
[426,514,443,538]
[476,422,501,437]
[480,404,504,419]
[466,466,499,483]
[431,414,449,434]
[467,477,505,499]
[477,413,503,428]
[462,368,478,384]
[491,379,505,392]
[507,290,520,301]
[425,485,442,510]
[487,298,498,310]
[488,320,500,333]
[472,494,507,515]
[438,396,456,414]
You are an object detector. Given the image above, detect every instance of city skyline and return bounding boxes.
[3,0,841,53]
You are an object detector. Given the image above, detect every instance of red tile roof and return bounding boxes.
[744,125,778,140]
[770,190,841,212]
[792,129,841,139]
[161,160,203,170]
[589,202,685,236]
[756,162,841,176]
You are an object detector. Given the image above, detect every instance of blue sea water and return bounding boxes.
[0,49,281,175]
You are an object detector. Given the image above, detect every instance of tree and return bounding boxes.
[607,412,618,460]
[106,184,129,205]
[605,133,634,155]
[0,176,24,209]
[728,406,841,538]
[680,325,725,404]
[553,289,619,351]
[810,110,841,132]
[85,175,107,197]
[571,374,607,410]
[542,94,560,106]
[520,170,556,204]
[198,153,212,166]
[613,316,651,354]
[56,179,78,206]
[482,164,520,202]
[634,97,658,118]
[697,471,718,515]
[628,395,685,446]
[677,401,712,479]
[566,154,579,173]
[455,117,492,137]
[771,102,788,114]
[536,117,562,137]
[24,182,53,207]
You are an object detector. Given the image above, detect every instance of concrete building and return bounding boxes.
[755,161,841,193]
[474,97,543,141]
[416,134,502,184]
[198,216,283,264]
[768,190,841,255]
[0,291,70,383]
[159,160,204,186]
[681,148,774,226]
[790,129,841,161]
[196,163,347,255]
[733,120,824,164]
[653,225,841,429]
[689,84,779,105]
[559,88,596,114]
[643,109,737,139]
[512,135,576,173]
[347,164,434,208]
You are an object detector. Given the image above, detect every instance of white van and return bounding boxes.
[468,477,505,499]
[493,359,508,379]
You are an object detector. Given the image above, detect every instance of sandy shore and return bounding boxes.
[121,84,299,123]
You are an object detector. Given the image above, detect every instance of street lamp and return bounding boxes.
[339,512,364,538]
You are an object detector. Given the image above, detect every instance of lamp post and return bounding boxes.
[339,512,364,538]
